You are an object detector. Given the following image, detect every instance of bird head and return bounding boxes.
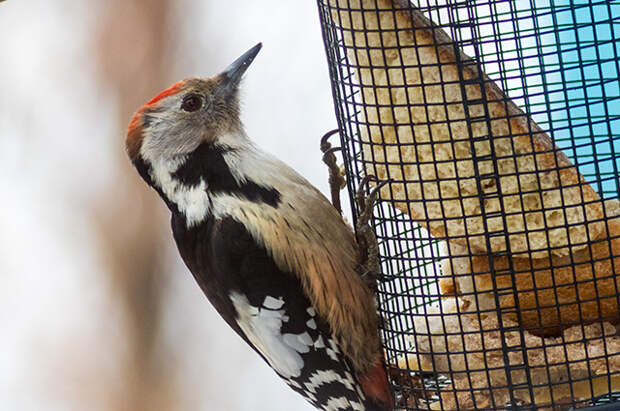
[126,43,262,168]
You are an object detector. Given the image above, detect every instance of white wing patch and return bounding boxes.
[306,318,317,330]
[325,396,364,411]
[303,369,364,411]
[326,337,341,362]
[229,293,365,410]
[230,292,314,379]
[305,369,356,393]
[263,296,285,309]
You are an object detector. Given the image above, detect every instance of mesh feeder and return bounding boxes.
[316,0,620,409]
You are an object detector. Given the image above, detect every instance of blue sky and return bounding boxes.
[527,0,620,197]
[426,0,618,197]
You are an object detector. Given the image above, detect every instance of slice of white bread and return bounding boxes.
[401,296,620,409]
[322,0,605,258]
[439,199,620,337]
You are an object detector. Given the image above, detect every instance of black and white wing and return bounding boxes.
[172,214,375,411]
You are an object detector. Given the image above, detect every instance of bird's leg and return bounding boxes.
[355,175,388,292]
[320,129,346,215]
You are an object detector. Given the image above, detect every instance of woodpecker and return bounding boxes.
[125,43,393,410]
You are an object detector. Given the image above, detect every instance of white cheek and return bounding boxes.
[173,180,210,226]
[143,154,210,227]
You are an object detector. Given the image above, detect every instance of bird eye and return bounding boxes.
[181,94,203,112]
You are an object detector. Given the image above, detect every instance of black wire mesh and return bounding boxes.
[316,0,620,409]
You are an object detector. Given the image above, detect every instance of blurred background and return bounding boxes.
[0,1,336,410]
[4,1,618,410]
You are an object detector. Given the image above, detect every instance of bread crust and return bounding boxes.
[323,0,605,258]
[440,200,620,336]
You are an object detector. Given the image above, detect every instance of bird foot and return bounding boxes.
[355,175,389,292]
[320,129,346,215]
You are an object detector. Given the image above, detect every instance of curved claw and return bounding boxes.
[320,128,346,214]
[358,174,377,189]
[354,175,391,292]
[320,129,340,151]
[356,175,390,211]
[367,179,389,201]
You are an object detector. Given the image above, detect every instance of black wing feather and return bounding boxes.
[171,213,374,410]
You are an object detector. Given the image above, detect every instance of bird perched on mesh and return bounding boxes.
[125,43,393,411]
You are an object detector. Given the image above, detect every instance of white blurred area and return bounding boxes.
[0,1,339,410]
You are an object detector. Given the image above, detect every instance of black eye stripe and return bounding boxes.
[181,94,202,112]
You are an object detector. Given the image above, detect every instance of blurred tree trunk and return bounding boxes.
[91,1,179,410]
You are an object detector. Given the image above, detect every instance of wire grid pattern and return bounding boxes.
[316,0,620,409]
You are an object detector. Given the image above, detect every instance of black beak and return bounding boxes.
[220,43,262,90]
